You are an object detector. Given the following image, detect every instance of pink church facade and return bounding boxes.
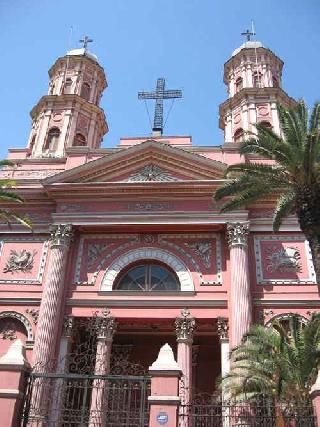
[0,40,318,426]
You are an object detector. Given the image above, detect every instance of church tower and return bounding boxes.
[219,33,295,144]
[27,37,108,158]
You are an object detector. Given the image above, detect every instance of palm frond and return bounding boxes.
[272,191,295,231]
[309,102,320,132]
[0,190,24,203]
[0,209,32,229]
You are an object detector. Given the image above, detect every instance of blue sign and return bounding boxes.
[156,412,168,425]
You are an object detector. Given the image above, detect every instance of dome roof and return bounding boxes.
[232,40,263,57]
[66,48,98,63]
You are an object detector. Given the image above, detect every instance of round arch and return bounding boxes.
[101,247,194,291]
[0,311,33,341]
[265,312,308,327]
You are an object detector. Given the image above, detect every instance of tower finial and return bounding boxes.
[241,28,255,42]
[79,35,93,50]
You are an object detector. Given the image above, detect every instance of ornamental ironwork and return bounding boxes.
[3,249,36,273]
[226,222,249,247]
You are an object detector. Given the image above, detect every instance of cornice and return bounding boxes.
[254,300,320,307]
[66,299,227,307]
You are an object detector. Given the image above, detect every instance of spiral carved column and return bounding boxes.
[226,222,252,348]
[33,224,73,368]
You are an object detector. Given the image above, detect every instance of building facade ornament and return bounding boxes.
[3,249,37,274]
[185,242,211,268]
[266,246,302,273]
[63,316,74,338]
[217,317,229,341]
[95,309,117,340]
[25,308,39,325]
[49,224,73,248]
[175,309,196,342]
[127,164,177,182]
[0,321,17,341]
[87,243,108,268]
[226,222,249,247]
[0,311,33,341]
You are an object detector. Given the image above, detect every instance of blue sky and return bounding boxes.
[1,0,319,157]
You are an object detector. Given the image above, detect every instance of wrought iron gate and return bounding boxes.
[21,371,150,426]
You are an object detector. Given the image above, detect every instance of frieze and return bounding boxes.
[3,249,37,274]
[266,246,302,273]
[0,169,64,180]
[127,201,174,211]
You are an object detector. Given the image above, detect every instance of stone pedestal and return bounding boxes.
[33,224,73,368]
[0,339,30,427]
[226,222,252,348]
[175,309,196,427]
[148,343,182,427]
[89,310,117,427]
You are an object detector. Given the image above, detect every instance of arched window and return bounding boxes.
[234,128,244,143]
[44,127,60,151]
[272,76,279,88]
[80,83,91,101]
[235,77,243,93]
[73,133,86,147]
[253,72,263,88]
[115,263,180,291]
[63,78,72,94]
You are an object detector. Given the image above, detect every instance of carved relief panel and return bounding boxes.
[0,238,48,284]
[254,235,315,284]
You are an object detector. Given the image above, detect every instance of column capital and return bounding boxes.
[175,309,196,342]
[95,309,117,341]
[62,316,74,339]
[217,317,229,341]
[226,221,249,248]
[49,224,73,248]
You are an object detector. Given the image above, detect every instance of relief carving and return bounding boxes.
[185,242,211,268]
[0,322,17,341]
[127,164,177,182]
[266,246,302,273]
[3,249,37,274]
[87,243,109,268]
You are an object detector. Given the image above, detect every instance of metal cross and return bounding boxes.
[79,35,93,50]
[138,78,182,135]
[241,29,255,42]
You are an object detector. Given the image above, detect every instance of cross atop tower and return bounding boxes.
[138,78,182,136]
[241,29,255,42]
[79,35,93,50]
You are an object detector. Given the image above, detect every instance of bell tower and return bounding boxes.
[219,31,295,144]
[27,37,108,157]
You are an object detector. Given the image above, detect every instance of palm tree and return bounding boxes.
[0,160,31,228]
[214,101,320,283]
[221,313,320,401]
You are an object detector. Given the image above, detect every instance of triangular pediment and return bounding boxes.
[43,140,227,185]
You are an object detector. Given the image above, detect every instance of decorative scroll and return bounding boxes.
[226,222,249,247]
[127,164,177,182]
[185,242,211,268]
[266,246,302,273]
[175,308,196,341]
[3,249,36,273]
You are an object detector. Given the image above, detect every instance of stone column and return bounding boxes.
[226,222,252,348]
[175,308,196,426]
[89,309,117,427]
[33,224,73,369]
[217,318,230,379]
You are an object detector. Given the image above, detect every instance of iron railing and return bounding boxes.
[21,372,151,426]
[179,395,316,427]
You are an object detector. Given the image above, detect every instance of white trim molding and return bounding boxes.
[101,247,195,291]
